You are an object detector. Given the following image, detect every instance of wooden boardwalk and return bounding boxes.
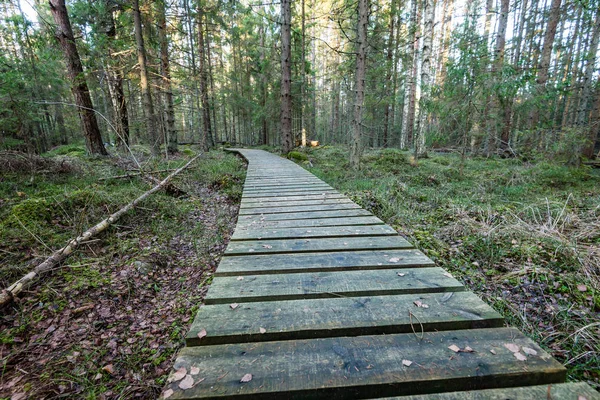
[163,149,598,399]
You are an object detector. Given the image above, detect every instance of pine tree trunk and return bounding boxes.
[382,0,397,148]
[496,0,510,152]
[157,1,177,153]
[437,0,454,83]
[197,7,213,151]
[350,0,369,168]
[48,0,107,155]
[280,0,293,153]
[132,0,159,156]
[577,10,600,153]
[402,0,419,150]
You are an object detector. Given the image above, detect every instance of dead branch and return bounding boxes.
[0,154,202,309]
[98,169,177,181]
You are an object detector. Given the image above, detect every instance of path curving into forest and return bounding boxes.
[161,149,598,399]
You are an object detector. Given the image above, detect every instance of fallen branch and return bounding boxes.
[0,154,202,309]
[98,169,176,181]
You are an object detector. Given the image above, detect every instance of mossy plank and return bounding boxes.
[215,249,433,276]
[241,198,353,208]
[240,194,347,204]
[224,235,412,255]
[166,327,566,399]
[206,267,463,304]
[236,216,384,230]
[243,190,339,198]
[381,383,600,399]
[238,203,361,216]
[236,209,372,220]
[187,291,503,345]
[231,224,397,240]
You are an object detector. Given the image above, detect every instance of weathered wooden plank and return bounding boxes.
[236,216,384,230]
[243,188,334,196]
[240,198,353,209]
[206,267,464,304]
[244,181,327,187]
[231,224,397,240]
[237,209,372,220]
[166,327,566,399]
[241,194,347,204]
[215,249,433,276]
[187,291,503,345]
[381,383,600,400]
[224,235,412,255]
[243,190,339,199]
[244,184,332,193]
[238,203,361,216]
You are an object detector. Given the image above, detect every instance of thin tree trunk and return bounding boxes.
[416,0,434,158]
[350,0,369,168]
[197,7,213,151]
[158,0,177,153]
[437,0,454,83]
[383,0,397,148]
[402,0,419,149]
[205,22,218,144]
[48,0,107,155]
[577,10,600,146]
[280,0,293,153]
[495,0,510,152]
[133,0,159,156]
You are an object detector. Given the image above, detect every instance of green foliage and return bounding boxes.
[287,151,308,161]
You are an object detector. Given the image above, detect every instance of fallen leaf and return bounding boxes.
[448,344,461,353]
[262,245,273,249]
[389,257,400,263]
[259,327,266,334]
[240,373,253,383]
[402,359,413,367]
[237,276,244,281]
[230,303,239,310]
[168,367,187,383]
[578,396,588,400]
[522,347,538,356]
[413,300,429,309]
[443,272,453,278]
[190,366,200,375]
[490,349,497,355]
[10,393,26,400]
[248,249,255,252]
[102,364,115,375]
[513,352,527,361]
[463,346,474,353]
[179,375,194,390]
[197,329,207,339]
[94,373,102,380]
[577,284,587,292]
[397,273,405,277]
[163,389,174,399]
[504,343,520,353]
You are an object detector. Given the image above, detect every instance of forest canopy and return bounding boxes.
[0,0,599,164]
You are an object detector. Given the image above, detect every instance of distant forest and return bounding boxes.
[0,0,599,163]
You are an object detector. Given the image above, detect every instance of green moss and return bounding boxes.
[287,151,308,161]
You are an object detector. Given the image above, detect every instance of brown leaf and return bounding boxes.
[463,346,474,353]
[513,352,527,361]
[237,276,244,281]
[168,367,187,383]
[443,272,453,278]
[240,373,253,383]
[102,364,115,375]
[448,344,461,353]
[230,303,239,310]
[259,327,266,334]
[522,347,538,356]
[163,389,174,399]
[490,349,497,355]
[179,375,194,390]
[262,245,273,249]
[413,300,429,309]
[197,329,207,339]
[389,257,400,263]
[577,284,587,292]
[402,359,413,367]
[504,343,520,353]
[397,272,405,277]
[578,396,588,400]
[190,366,200,375]
[10,393,26,400]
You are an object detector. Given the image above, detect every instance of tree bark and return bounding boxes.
[280,0,293,153]
[197,7,213,151]
[402,0,419,149]
[382,0,397,148]
[350,0,369,169]
[48,0,107,155]
[578,11,600,158]
[416,0,434,158]
[133,0,159,156]
[495,0,510,152]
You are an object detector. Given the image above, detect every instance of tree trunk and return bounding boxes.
[197,7,213,151]
[48,0,107,155]
[530,0,563,129]
[382,0,397,148]
[402,0,419,149]
[437,0,454,83]
[158,0,177,153]
[495,0,510,152]
[205,22,218,143]
[350,0,369,169]
[583,83,600,159]
[416,0,434,158]
[280,0,293,153]
[132,0,159,156]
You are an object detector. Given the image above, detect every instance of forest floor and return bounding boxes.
[281,145,599,389]
[0,146,245,399]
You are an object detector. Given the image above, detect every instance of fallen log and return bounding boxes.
[0,154,202,309]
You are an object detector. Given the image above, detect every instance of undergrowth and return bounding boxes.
[297,145,600,388]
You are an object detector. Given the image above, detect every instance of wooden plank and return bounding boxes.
[236,209,372,220]
[238,203,361,216]
[188,291,503,346]
[166,327,566,399]
[215,249,433,276]
[243,190,340,199]
[240,198,354,209]
[224,235,412,255]
[381,383,600,400]
[236,216,384,230]
[241,194,347,204]
[231,224,397,240]
[243,187,334,195]
[244,184,332,192]
[206,267,464,304]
